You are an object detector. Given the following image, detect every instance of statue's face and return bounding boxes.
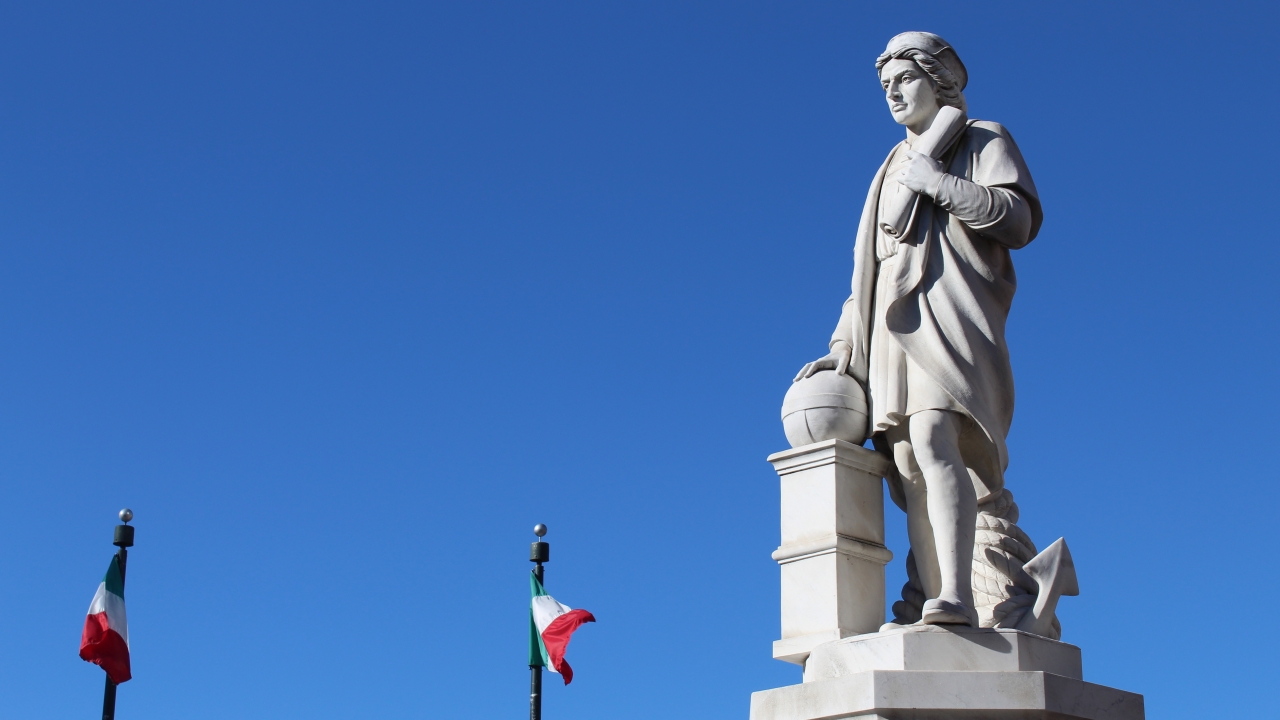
[879,58,939,128]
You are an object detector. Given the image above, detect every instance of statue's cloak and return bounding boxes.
[831,120,1042,503]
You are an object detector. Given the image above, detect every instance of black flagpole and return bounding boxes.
[529,523,549,720]
[102,509,134,720]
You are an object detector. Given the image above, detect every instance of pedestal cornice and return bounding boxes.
[767,439,893,477]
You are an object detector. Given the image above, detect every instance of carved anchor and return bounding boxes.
[1016,537,1079,638]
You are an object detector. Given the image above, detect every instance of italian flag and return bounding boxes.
[79,555,131,684]
[529,572,595,685]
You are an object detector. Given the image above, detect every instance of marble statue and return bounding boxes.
[794,31,1043,630]
[751,33,1145,719]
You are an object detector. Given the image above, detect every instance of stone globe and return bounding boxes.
[781,370,869,447]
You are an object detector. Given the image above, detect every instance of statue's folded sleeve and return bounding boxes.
[932,179,1033,249]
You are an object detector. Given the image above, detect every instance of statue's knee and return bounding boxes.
[909,412,966,478]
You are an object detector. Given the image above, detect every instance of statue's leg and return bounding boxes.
[884,423,943,602]
[908,409,978,625]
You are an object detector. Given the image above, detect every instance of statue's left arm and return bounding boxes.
[937,122,1041,249]
[898,122,1041,250]
[931,176,1034,249]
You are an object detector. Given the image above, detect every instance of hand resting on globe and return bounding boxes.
[794,340,853,382]
[782,348,869,447]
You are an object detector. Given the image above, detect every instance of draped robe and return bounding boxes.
[830,120,1042,505]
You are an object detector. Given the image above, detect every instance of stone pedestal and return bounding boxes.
[768,440,894,665]
[758,440,1146,719]
[750,626,1144,720]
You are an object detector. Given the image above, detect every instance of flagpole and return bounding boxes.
[529,523,549,720]
[102,509,134,720]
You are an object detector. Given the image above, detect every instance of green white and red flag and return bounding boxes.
[79,555,131,684]
[528,572,595,685]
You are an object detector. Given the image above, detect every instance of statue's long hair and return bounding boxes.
[875,48,967,113]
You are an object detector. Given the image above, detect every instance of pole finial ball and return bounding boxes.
[119,508,133,524]
[533,523,547,538]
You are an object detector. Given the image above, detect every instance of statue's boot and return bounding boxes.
[921,598,977,626]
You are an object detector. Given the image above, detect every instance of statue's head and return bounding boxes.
[876,32,967,128]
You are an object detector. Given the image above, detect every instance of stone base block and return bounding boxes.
[804,626,1083,682]
[773,630,856,666]
[749,670,1144,720]
[750,627,1143,720]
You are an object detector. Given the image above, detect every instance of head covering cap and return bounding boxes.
[882,31,967,91]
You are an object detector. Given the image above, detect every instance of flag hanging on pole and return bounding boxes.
[529,571,595,685]
[80,555,131,684]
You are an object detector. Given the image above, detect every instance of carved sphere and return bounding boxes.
[533,523,547,538]
[781,371,869,447]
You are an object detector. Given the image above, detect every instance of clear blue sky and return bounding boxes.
[1,1,1276,718]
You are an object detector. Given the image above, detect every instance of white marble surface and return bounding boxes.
[768,440,893,664]
[803,625,1082,682]
[749,670,1144,720]
[1016,537,1079,637]
[781,370,869,448]
[749,29,1144,720]
[792,30,1043,628]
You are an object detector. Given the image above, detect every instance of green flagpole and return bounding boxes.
[102,509,134,720]
[529,524,549,720]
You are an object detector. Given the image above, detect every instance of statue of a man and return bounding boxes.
[795,32,1041,627]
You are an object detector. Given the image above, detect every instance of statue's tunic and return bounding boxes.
[868,143,966,430]
[831,120,1041,503]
